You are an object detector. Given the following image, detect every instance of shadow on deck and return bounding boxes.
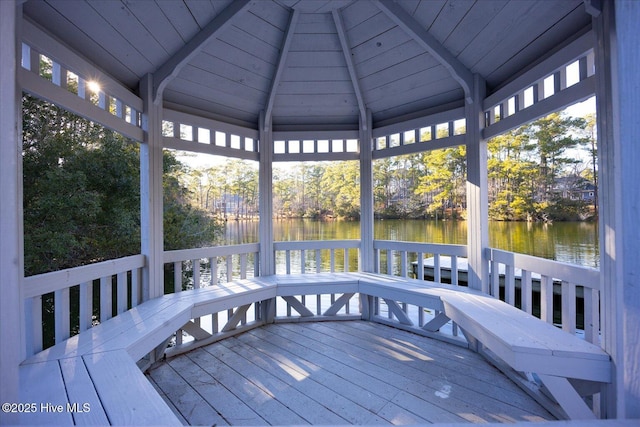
[148,321,554,425]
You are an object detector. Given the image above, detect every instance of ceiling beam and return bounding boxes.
[374,0,474,104]
[264,9,300,131]
[333,9,368,130]
[152,0,252,104]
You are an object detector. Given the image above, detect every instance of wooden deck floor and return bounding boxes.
[147,321,555,425]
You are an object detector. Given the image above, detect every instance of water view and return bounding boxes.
[222,219,599,269]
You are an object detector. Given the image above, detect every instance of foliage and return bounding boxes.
[22,95,221,275]
[169,112,594,224]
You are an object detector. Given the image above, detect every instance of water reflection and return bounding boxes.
[220,219,599,268]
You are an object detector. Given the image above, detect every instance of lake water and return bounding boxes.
[222,219,599,269]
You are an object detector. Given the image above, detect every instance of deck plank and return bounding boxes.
[237,330,391,414]
[146,360,227,426]
[205,339,350,425]
[219,335,389,424]
[321,321,552,419]
[166,354,267,425]
[183,347,309,425]
[154,321,555,425]
[274,322,549,423]
[332,321,541,403]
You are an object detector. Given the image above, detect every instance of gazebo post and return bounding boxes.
[360,110,374,273]
[0,0,22,422]
[259,111,275,276]
[594,0,640,418]
[140,74,165,301]
[465,74,489,293]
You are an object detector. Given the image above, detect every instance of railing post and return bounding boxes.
[465,74,489,293]
[140,74,164,300]
[0,1,23,420]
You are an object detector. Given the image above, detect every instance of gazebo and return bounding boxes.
[1,0,638,424]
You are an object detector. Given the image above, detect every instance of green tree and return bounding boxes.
[487,129,538,220]
[22,95,222,274]
[524,112,588,202]
[321,161,360,219]
[415,147,466,219]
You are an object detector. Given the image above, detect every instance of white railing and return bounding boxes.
[371,241,469,343]
[374,240,468,280]
[274,240,361,274]
[23,241,600,357]
[23,254,145,356]
[163,243,260,292]
[272,240,361,322]
[163,244,261,348]
[487,248,600,344]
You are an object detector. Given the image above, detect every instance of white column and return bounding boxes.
[259,111,274,275]
[595,0,640,418]
[359,111,374,272]
[139,75,164,299]
[465,75,489,292]
[0,1,22,422]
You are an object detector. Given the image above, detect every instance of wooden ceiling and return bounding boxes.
[23,0,591,130]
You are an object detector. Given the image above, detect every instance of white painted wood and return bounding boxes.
[59,357,110,425]
[281,296,314,317]
[20,68,144,142]
[466,74,489,292]
[19,360,73,425]
[333,9,367,129]
[264,9,298,130]
[375,0,473,103]
[384,299,413,325]
[538,374,597,420]
[483,31,593,111]
[22,254,145,299]
[221,304,252,332]
[258,111,275,276]
[164,243,259,264]
[54,287,70,344]
[157,321,555,424]
[181,320,211,341]
[1,5,23,413]
[484,76,596,140]
[79,281,92,332]
[99,276,112,323]
[595,0,640,418]
[84,350,180,425]
[140,74,164,301]
[21,18,143,111]
[152,0,252,103]
[489,248,600,289]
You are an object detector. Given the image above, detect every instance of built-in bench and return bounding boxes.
[20,272,611,424]
[20,276,278,425]
[355,272,611,420]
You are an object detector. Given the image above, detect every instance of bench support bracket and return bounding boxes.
[323,293,355,316]
[538,374,597,420]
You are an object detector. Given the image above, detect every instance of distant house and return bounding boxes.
[553,176,596,202]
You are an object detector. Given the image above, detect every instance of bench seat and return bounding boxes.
[354,272,610,420]
[21,271,611,423]
[20,276,278,425]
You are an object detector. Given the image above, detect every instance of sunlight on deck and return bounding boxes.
[148,321,553,425]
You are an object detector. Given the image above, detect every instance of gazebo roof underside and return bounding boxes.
[23,0,590,131]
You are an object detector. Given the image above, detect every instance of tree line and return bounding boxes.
[181,112,595,223]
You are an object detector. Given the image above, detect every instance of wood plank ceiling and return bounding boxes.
[23,0,590,130]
